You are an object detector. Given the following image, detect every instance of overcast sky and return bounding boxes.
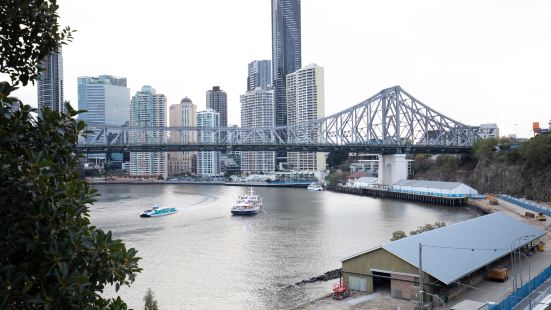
[12,0,551,137]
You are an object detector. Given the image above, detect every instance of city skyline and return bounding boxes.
[10,0,551,137]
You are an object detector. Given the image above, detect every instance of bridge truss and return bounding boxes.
[77,86,480,154]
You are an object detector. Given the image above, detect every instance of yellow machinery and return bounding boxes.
[536,212,547,221]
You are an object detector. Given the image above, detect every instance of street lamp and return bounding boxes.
[510,235,534,291]
[518,252,532,310]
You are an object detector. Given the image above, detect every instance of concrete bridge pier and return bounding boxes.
[377,154,409,186]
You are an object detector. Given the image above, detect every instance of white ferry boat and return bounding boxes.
[140,205,177,217]
[307,182,323,191]
[231,188,262,215]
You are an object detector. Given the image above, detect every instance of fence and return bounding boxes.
[499,195,551,217]
[489,264,551,310]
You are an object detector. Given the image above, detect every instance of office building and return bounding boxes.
[78,75,129,125]
[240,88,275,173]
[37,50,65,113]
[247,60,272,91]
[206,86,227,128]
[168,97,197,176]
[129,86,167,178]
[286,64,326,171]
[77,75,130,162]
[197,109,220,177]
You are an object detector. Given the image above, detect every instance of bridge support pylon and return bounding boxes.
[377,154,408,186]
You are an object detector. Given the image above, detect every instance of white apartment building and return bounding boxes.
[240,88,275,173]
[129,86,167,178]
[168,97,197,176]
[286,63,326,171]
[197,109,220,177]
[479,123,500,139]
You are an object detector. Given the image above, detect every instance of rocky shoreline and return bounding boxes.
[292,268,342,287]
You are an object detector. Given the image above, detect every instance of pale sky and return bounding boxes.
[12,0,551,137]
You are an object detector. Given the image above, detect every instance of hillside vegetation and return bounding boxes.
[413,136,551,201]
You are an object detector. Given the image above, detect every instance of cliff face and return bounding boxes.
[413,155,551,201]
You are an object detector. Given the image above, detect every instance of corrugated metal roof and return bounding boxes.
[382,212,545,285]
[393,179,466,190]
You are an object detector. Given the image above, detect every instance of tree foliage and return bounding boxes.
[0,0,74,86]
[326,151,349,169]
[473,138,498,159]
[409,222,446,236]
[390,222,446,241]
[326,170,349,188]
[524,135,551,170]
[0,90,141,308]
[0,1,140,309]
[390,231,407,241]
[143,288,159,310]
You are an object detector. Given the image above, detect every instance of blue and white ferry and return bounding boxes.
[231,188,262,215]
[140,205,177,217]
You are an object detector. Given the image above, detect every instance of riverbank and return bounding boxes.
[86,178,312,188]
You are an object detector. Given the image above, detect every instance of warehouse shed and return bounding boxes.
[341,212,545,301]
[391,180,478,197]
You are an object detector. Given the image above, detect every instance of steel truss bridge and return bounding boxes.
[76,86,480,155]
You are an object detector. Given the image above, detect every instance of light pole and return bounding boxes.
[419,243,424,307]
[510,235,534,291]
[518,252,532,310]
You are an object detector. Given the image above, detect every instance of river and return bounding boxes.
[90,184,477,309]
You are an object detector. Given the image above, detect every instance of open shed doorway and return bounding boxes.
[372,271,391,292]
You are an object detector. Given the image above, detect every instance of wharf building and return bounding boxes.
[197,109,220,177]
[129,86,167,178]
[286,64,326,171]
[341,212,545,304]
[272,0,302,167]
[77,75,130,163]
[168,97,197,177]
[37,50,65,113]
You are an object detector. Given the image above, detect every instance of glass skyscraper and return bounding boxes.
[78,75,129,126]
[37,50,65,113]
[272,0,301,128]
[247,60,272,91]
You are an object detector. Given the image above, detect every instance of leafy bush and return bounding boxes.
[391,231,407,241]
[0,1,141,308]
[0,93,142,308]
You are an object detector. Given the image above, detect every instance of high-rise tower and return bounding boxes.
[272,0,301,127]
[286,64,325,172]
[206,86,227,128]
[38,50,65,113]
[168,97,197,176]
[129,86,167,178]
[197,109,220,177]
[272,0,301,167]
